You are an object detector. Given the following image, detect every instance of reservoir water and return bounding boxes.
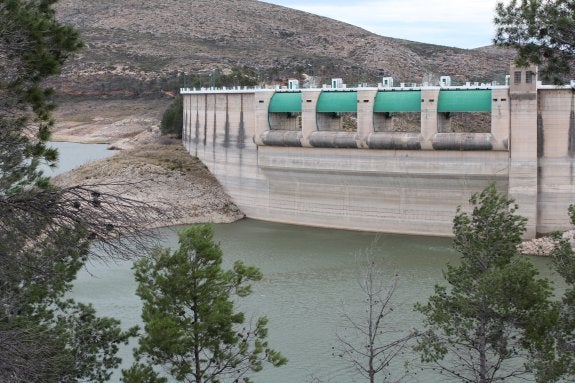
[74,222,459,382]
[53,142,562,382]
[45,141,115,176]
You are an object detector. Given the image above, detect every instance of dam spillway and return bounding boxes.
[181,65,575,239]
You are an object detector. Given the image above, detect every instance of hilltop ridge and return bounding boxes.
[55,0,515,95]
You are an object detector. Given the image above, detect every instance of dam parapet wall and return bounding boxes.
[181,65,575,238]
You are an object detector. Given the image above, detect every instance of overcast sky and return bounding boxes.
[263,0,501,49]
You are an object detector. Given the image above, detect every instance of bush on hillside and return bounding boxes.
[160,95,183,138]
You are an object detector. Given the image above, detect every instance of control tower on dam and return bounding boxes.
[181,65,575,239]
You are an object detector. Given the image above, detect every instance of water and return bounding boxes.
[43,141,115,176]
[54,142,564,383]
[72,222,565,383]
[73,222,458,383]
[208,222,458,383]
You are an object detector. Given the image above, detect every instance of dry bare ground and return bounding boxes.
[51,98,244,227]
[52,98,171,148]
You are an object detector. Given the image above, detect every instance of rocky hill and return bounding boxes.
[54,0,515,95]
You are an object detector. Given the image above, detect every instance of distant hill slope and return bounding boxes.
[55,0,515,94]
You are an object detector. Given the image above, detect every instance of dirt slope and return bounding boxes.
[54,0,515,94]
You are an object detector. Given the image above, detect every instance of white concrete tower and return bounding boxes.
[508,63,538,238]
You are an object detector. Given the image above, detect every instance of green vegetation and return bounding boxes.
[0,0,83,194]
[123,224,287,383]
[0,224,137,382]
[533,205,575,382]
[415,184,558,383]
[160,95,183,137]
[494,0,575,83]
[0,2,159,381]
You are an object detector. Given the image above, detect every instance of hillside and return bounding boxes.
[54,0,515,95]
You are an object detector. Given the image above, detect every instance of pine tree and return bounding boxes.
[494,0,575,83]
[533,205,575,382]
[414,184,558,383]
[0,223,137,381]
[0,0,83,194]
[123,224,287,383]
[0,2,158,380]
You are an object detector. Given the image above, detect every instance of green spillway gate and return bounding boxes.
[438,90,492,112]
[268,92,302,113]
[316,91,357,113]
[373,90,421,112]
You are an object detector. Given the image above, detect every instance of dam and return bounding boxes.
[181,64,575,239]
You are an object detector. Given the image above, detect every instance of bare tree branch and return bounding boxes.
[335,241,418,383]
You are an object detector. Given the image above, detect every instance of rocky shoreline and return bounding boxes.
[520,230,575,257]
[51,98,244,228]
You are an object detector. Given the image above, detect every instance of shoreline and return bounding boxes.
[50,98,244,228]
[51,140,245,228]
[520,230,575,257]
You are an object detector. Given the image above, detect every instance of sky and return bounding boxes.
[263,0,501,49]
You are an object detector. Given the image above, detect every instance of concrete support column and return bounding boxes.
[301,89,321,147]
[491,88,510,150]
[182,94,190,148]
[420,88,439,150]
[253,90,275,145]
[508,64,538,238]
[190,95,198,146]
[356,89,377,148]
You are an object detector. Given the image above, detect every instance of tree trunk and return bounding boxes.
[369,353,375,383]
[478,316,487,383]
[194,343,201,383]
[193,291,202,383]
[368,287,375,383]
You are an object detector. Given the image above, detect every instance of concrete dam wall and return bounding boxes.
[182,66,575,238]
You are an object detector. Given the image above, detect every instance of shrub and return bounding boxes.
[160,95,183,137]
